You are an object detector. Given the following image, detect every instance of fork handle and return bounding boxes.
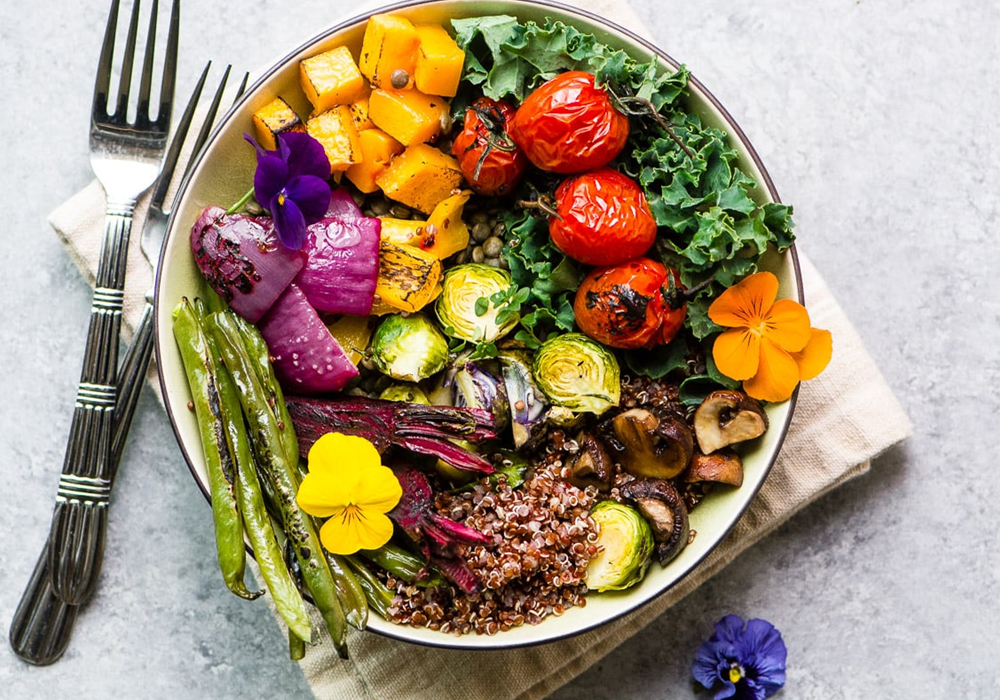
[47,201,135,606]
[11,301,155,664]
[9,541,81,666]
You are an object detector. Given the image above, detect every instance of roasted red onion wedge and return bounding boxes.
[257,283,359,394]
[190,206,306,322]
[295,215,381,316]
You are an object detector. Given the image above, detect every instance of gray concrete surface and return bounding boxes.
[0,0,993,698]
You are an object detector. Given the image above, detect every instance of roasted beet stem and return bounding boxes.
[388,466,488,595]
[285,396,496,473]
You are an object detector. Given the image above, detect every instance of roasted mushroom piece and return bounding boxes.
[620,478,690,566]
[567,432,614,491]
[693,390,768,454]
[685,449,744,487]
[607,408,694,480]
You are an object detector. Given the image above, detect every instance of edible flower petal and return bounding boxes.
[296,432,402,555]
[791,328,833,381]
[741,337,802,404]
[708,271,831,402]
[245,131,331,251]
[692,614,787,700]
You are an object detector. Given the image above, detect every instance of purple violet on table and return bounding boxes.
[245,131,331,251]
[692,614,787,700]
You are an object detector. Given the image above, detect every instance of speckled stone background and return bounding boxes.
[0,0,994,698]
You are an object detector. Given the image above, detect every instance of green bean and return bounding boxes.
[344,555,395,619]
[288,628,306,661]
[324,551,369,630]
[211,312,349,658]
[203,313,312,643]
[172,298,259,601]
[360,542,446,588]
[200,287,227,316]
[230,311,299,467]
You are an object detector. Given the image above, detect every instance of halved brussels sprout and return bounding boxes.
[370,313,449,382]
[532,333,620,415]
[378,382,431,404]
[499,350,548,448]
[585,500,654,592]
[435,264,518,343]
[453,361,510,433]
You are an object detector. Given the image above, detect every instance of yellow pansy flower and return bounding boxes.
[296,432,402,555]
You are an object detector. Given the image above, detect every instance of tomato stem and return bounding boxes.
[517,195,562,220]
[616,95,695,160]
[663,274,715,309]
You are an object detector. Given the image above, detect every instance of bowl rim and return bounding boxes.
[154,0,802,650]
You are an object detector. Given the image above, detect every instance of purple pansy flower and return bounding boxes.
[245,131,331,251]
[692,614,787,700]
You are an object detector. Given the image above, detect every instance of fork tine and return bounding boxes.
[136,0,158,126]
[147,62,212,211]
[92,0,121,117]
[234,72,250,103]
[114,0,142,121]
[182,65,232,180]
[156,0,181,131]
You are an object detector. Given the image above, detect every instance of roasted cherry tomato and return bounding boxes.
[549,167,657,267]
[573,258,686,349]
[510,71,629,174]
[451,97,526,196]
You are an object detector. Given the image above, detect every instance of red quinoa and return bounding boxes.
[386,457,599,635]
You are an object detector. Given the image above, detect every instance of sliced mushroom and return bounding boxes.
[567,432,614,491]
[608,408,694,480]
[685,449,744,487]
[693,390,768,454]
[620,478,690,565]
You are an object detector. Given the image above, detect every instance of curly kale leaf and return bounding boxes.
[452,15,688,108]
[500,209,581,346]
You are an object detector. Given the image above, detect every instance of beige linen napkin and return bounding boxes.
[48,0,913,698]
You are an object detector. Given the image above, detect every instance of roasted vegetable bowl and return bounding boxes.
[155,0,816,654]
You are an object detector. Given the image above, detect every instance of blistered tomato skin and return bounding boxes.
[452,97,526,196]
[549,168,657,267]
[510,71,629,174]
[573,258,686,349]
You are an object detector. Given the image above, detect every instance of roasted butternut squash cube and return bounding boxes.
[349,91,374,131]
[375,143,463,215]
[300,46,366,113]
[306,106,363,172]
[374,240,443,313]
[359,14,419,89]
[368,88,447,146]
[414,25,465,97]
[252,97,304,151]
[345,128,404,193]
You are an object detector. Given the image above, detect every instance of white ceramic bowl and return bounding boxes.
[155,0,801,650]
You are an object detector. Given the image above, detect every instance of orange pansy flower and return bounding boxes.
[709,271,831,402]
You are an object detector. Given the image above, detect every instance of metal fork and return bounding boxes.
[46,0,179,607]
[9,63,245,666]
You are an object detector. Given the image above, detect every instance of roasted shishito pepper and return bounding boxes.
[573,257,687,349]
